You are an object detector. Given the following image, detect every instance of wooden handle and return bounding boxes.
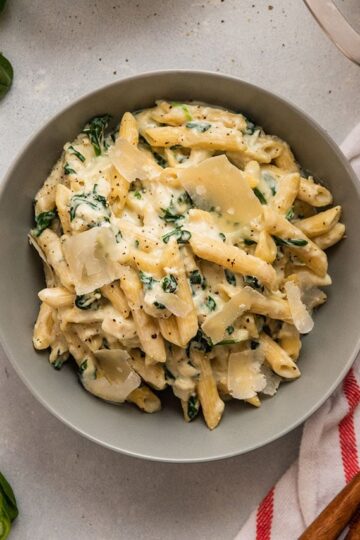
[299,473,360,540]
[344,510,360,540]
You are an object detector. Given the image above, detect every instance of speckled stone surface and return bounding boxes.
[1,1,360,538]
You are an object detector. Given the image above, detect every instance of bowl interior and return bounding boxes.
[1,71,360,462]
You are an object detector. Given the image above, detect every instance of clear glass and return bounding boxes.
[304,0,360,66]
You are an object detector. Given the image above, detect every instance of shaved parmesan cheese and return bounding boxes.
[201,288,254,343]
[109,137,161,182]
[260,362,281,396]
[28,234,56,287]
[285,281,314,334]
[228,349,266,400]
[302,287,327,311]
[62,227,126,295]
[143,281,191,318]
[82,349,141,403]
[177,155,262,224]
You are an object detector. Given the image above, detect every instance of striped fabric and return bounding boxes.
[236,130,360,540]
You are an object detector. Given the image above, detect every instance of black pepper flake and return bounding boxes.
[151,333,157,339]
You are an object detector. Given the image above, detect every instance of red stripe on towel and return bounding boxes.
[339,369,360,483]
[256,487,274,540]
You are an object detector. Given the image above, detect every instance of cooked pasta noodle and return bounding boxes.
[30,100,344,429]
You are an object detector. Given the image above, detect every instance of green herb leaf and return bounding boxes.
[186,329,213,356]
[160,207,184,223]
[0,53,13,100]
[273,236,308,247]
[185,121,211,133]
[171,102,192,121]
[285,208,295,221]
[161,274,178,293]
[164,366,175,381]
[153,152,167,168]
[219,232,226,242]
[244,238,257,246]
[69,186,110,222]
[253,187,267,205]
[82,114,111,156]
[79,360,88,374]
[68,145,86,163]
[262,172,277,195]
[162,227,191,245]
[216,339,239,346]
[189,270,203,285]
[32,209,57,237]
[244,117,259,135]
[226,325,234,335]
[225,269,236,286]
[51,359,63,371]
[153,301,166,309]
[187,395,200,421]
[206,296,217,311]
[139,271,157,290]
[0,1,8,14]
[0,472,18,523]
[75,291,101,310]
[64,163,76,175]
[133,190,142,200]
[177,191,193,207]
[244,275,263,291]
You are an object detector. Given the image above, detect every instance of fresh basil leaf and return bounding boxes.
[0,472,18,523]
[0,53,13,100]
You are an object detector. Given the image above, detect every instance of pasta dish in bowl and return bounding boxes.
[0,71,358,461]
[30,100,345,430]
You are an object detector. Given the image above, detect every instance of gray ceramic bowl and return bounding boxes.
[1,71,360,462]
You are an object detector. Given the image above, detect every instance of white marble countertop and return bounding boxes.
[1,1,360,538]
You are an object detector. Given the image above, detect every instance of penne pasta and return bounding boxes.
[29,101,344,429]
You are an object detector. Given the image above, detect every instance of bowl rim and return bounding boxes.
[1,68,360,463]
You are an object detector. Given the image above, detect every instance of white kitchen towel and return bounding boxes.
[235,127,360,540]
